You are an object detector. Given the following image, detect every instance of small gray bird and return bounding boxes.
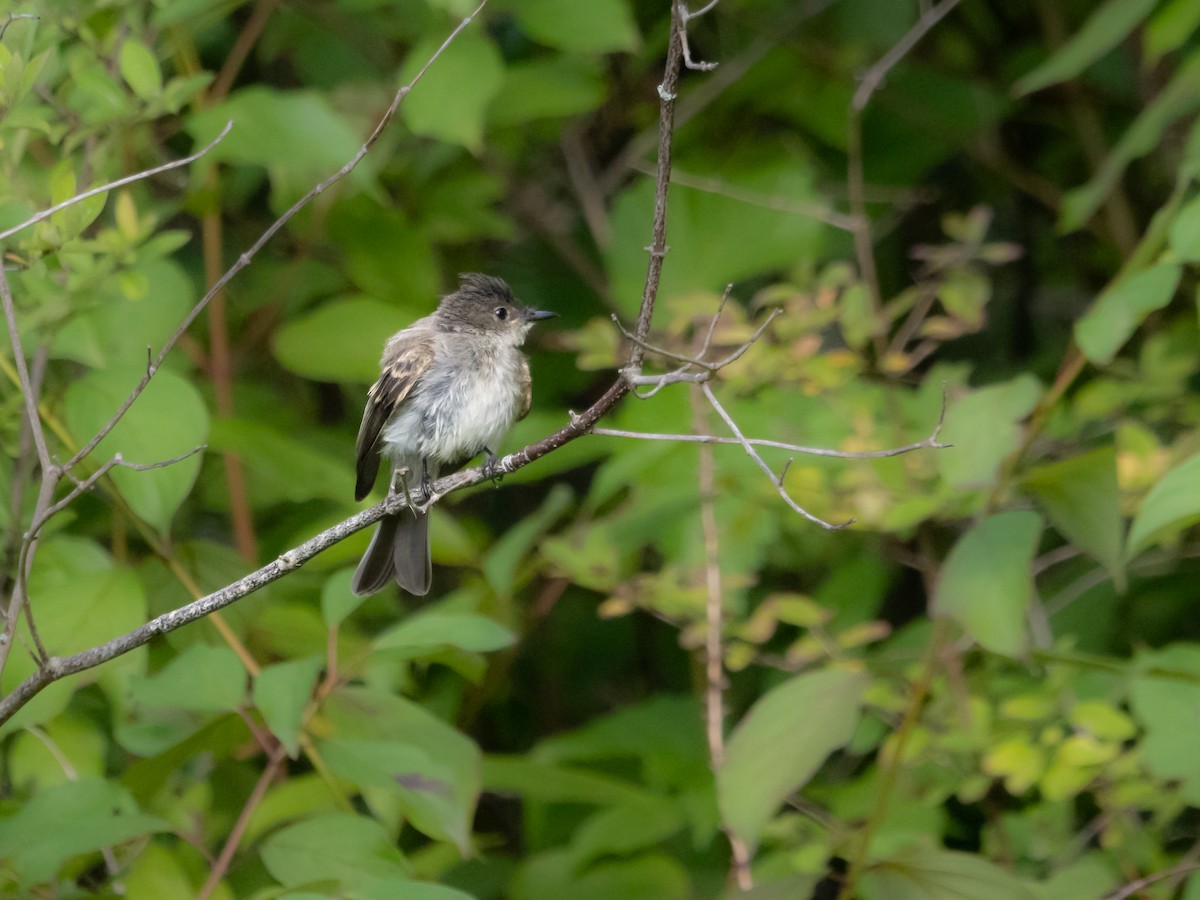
[352,273,555,597]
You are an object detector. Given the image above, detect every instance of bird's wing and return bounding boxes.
[355,331,436,501]
[517,355,533,421]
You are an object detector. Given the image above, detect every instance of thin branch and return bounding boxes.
[634,163,861,231]
[851,0,963,112]
[197,742,287,900]
[3,347,46,589]
[62,3,488,474]
[1103,861,1200,900]
[693,383,753,890]
[30,446,207,537]
[628,2,685,371]
[0,270,52,473]
[678,0,719,71]
[0,122,234,245]
[0,13,36,43]
[616,304,780,374]
[592,427,949,459]
[702,383,853,530]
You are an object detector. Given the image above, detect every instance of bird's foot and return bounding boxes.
[481,450,503,486]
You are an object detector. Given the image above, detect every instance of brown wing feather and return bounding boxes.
[516,356,532,422]
[354,334,435,501]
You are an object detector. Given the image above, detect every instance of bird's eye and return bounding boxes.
[494,306,508,320]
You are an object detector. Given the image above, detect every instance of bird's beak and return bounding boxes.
[524,308,558,322]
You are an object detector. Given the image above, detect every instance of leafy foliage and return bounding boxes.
[5,1,1200,898]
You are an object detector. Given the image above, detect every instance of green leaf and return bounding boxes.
[1129,646,1200,785]
[513,0,640,53]
[253,655,323,756]
[271,296,402,383]
[606,154,824,316]
[932,511,1043,656]
[373,612,516,657]
[570,798,685,868]
[483,483,574,595]
[1127,451,1200,556]
[260,813,410,890]
[129,644,247,713]
[322,568,368,629]
[321,686,481,852]
[861,846,1037,900]
[1168,196,1200,261]
[349,880,476,900]
[1145,0,1200,63]
[187,86,367,188]
[718,667,868,853]
[119,39,163,98]
[937,375,1042,489]
[511,851,688,900]
[1013,0,1157,96]
[1060,56,1200,232]
[0,778,167,886]
[1022,447,1124,585]
[1074,265,1181,365]
[489,56,606,126]
[63,366,209,534]
[207,417,355,505]
[124,842,197,900]
[483,756,660,807]
[400,29,504,152]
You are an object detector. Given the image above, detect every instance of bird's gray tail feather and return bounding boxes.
[351,511,431,597]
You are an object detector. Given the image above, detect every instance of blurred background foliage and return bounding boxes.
[3,0,1200,897]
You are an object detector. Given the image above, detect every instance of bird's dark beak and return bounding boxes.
[524,308,557,322]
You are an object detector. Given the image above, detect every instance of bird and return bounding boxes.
[351,273,556,597]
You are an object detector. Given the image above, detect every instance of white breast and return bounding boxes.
[379,335,523,468]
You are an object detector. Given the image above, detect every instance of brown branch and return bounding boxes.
[197,742,287,900]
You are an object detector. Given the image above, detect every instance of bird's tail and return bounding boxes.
[351,510,431,597]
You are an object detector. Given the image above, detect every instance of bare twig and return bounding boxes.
[615,305,780,374]
[678,0,719,71]
[591,427,949,459]
[0,122,234,245]
[29,447,207,538]
[702,383,852,530]
[0,13,36,43]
